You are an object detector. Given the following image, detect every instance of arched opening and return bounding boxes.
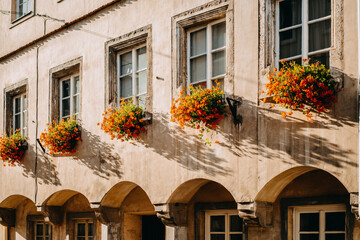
[100,181,164,240]
[168,179,243,240]
[254,167,351,240]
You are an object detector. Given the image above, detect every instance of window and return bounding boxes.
[117,45,147,107]
[187,20,226,89]
[205,210,244,240]
[13,93,27,135]
[276,0,331,66]
[15,0,32,19]
[74,219,94,240]
[34,222,51,240]
[59,74,80,120]
[293,205,346,240]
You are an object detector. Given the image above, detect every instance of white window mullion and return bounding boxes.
[302,0,309,62]
[319,210,325,240]
[275,0,280,67]
[187,30,191,91]
[70,77,74,118]
[132,49,137,104]
[60,82,63,119]
[207,24,212,88]
[117,54,121,106]
[20,96,23,134]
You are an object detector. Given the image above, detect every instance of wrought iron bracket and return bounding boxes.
[226,96,242,126]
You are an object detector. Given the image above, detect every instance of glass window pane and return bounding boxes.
[230,215,243,232]
[77,223,86,236]
[36,224,43,236]
[212,22,226,49]
[45,224,50,235]
[212,50,226,77]
[88,223,94,236]
[76,237,85,240]
[61,98,70,117]
[62,80,70,98]
[309,0,331,20]
[279,0,302,29]
[23,95,27,112]
[211,234,225,240]
[190,55,207,83]
[230,234,243,240]
[280,27,302,59]
[120,75,133,98]
[73,95,79,115]
[22,111,26,129]
[300,234,319,240]
[309,52,329,68]
[120,51,132,76]
[210,215,225,232]
[15,115,20,130]
[36,237,43,240]
[74,76,80,94]
[325,233,345,240]
[325,212,345,231]
[309,20,331,52]
[136,70,147,95]
[14,98,21,113]
[300,213,319,231]
[190,28,207,56]
[137,47,147,71]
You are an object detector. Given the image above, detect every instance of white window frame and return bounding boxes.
[275,0,332,66]
[205,210,244,240]
[16,0,32,19]
[116,44,147,106]
[293,204,346,240]
[59,74,80,120]
[187,19,226,90]
[13,93,26,135]
[34,221,51,240]
[74,219,94,240]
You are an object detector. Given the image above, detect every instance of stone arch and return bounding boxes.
[255,166,349,203]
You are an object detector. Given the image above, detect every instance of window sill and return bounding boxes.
[10,11,34,29]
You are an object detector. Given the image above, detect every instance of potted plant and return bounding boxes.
[170,82,226,145]
[0,131,28,166]
[99,100,146,141]
[40,118,81,155]
[264,59,341,121]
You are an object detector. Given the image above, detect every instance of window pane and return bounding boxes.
[309,52,329,68]
[14,98,21,113]
[210,215,225,232]
[36,224,43,236]
[282,58,302,66]
[88,223,94,236]
[45,224,50,235]
[300,213,319,231]
[325,212,345,231]
[280,27,302,59]
[77,223,86,236]
[309,20,331,52]
[309,0,331,20]
[137,47,147,71]
[120,76,133,98]
[22,111,27,130]
[230,234,243,240]
[325,233,345,240]
[279,0,302,29]
[212,50,226,77]
[61,98,70,117]
[211,234,225,240]
[36,237,43,240]
[136,70,147,95]
[212,22,226,49]
[76,237,85,240]
[74,76,80,94]
[190,55,207,83]
[190,28,206,56]
[73,95,79,115]
[300,234,319,240]
[120,51,132,76]
[230,215,243,232]
[15,115,21,130]
[22,95,27,112]
[62,80,70,98]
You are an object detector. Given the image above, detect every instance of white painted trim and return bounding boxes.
[59,74,80,120]
[12,93,26,135]
[205,210,243,240]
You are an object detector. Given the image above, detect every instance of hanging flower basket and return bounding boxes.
[0,131,27,166]
[99,100,146,141]
[264,59,341,121]
[170,82,226,144]
[40,118,81,155]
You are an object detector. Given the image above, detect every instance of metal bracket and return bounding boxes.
[142,111,153,125]
[226,96,242,126]
[37,139,46,153]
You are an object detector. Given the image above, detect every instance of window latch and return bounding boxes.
[226,96,242,126]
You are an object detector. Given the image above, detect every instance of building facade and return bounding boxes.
[0,0,359,239]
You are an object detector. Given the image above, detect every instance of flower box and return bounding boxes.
[0,131,28,166]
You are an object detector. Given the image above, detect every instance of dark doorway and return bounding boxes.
[142,215,165,240]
